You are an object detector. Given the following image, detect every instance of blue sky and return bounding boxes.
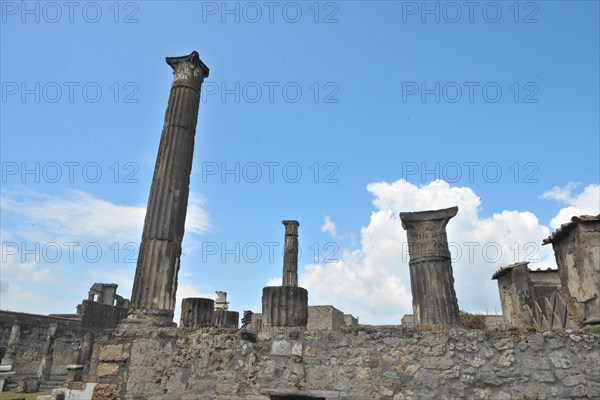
[1,1,599,324]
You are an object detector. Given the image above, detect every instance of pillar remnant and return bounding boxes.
[180,298,214,328]
[400,206,460,326]
[37,323,58,385]
[262,220,308,328]
[129,51,209,324]
[213,309,239,329]
[282,220,299,287]
[0,323,21,368]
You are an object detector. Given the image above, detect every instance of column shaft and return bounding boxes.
[282,220,299,287]
[130,52,209,322]
[400,206,460,326]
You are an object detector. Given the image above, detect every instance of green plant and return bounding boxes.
[589,326,600,334]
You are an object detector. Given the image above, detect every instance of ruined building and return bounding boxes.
[543,215,600,329]
[0,283,129,393]
[492,215,600,332]
[1,52,599,399]
[492,262,564,330]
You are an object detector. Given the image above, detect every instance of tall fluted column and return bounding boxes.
[282,220,299,287]
[400,206,460,327]
[130,51,209,324]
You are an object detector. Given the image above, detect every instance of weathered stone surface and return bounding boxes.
[37,323,58,384]
[213,309,239,329]
[98,344,123,362]
[262,287,308,328]
[400,207,460,326]
[180,298,214,328]
[129,51,209,324]
[282,220,299,287]
[96,363,120,377]
[92,383,120,400]
[94,325,599,400]
[544,215,600,328]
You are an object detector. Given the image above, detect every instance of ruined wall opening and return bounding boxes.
[270,397,325,400]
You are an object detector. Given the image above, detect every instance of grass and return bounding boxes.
[0,391,51,400]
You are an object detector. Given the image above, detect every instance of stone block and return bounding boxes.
[99,344,124,362]
[92,383,121,400]
[67,381,87,390]
[97,363,120,377]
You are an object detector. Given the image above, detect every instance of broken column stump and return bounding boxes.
[262,286,308,327]
[180,298,214,328]
[400,206,460,327]
[213,309,240,329]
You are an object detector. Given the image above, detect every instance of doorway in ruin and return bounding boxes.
[270,397,325,400]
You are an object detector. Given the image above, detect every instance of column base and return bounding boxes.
[126,308,176,327]
[262,286,308,328]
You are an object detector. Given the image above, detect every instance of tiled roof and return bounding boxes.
[491,261,530,280]
[542,214,600,245]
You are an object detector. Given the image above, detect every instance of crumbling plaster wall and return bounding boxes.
[551,222,600,328]
[93,325,599,400]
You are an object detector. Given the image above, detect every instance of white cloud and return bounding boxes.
[300,180,555,325]
[321,216,338,238]
[0,189,212,315]
[1,189,211,244]
[266,276,282,287]
[1,189,145,243]
[542,183,600,229]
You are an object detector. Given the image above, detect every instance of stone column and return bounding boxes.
[67,344,83,382]
[0,323,21,368]
[282,220,300,287]
[80,332,95,377]
[213,310,239,329]
[37,323,58,385]
[130,51,209,324]
[262,220,308,328]
[180,298,214,328]
[400,206,460,326]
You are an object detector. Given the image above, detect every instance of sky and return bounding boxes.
[1,0,599,325]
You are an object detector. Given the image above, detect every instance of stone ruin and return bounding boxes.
[1,51,599,399]
[492,214,600,332]
[543,215,600,329]
[0,283,128,394]
[400,206,461,327]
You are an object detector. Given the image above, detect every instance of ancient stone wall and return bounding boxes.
[79,301,129,331]
[93,325,599,400]
[0,311,84,378]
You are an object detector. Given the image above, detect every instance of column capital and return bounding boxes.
[399,206,458,226]
[282,220,300,235]
[166,51,209,89]
[400,206,458,262]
